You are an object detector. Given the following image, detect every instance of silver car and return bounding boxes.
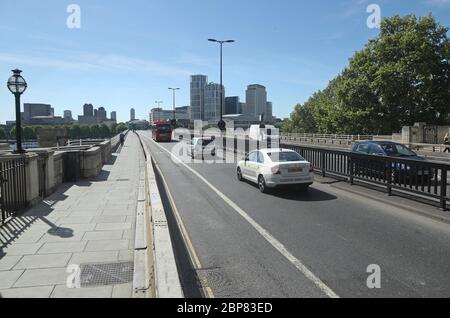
[188,137,217,159]
[236,148,314,193]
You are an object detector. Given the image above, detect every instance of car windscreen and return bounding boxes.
[267,151,304,162]
[381,144,416,157]
[156,125,171,133]
[202,139,214,146]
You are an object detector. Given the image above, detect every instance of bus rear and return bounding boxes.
[152,122,173,142]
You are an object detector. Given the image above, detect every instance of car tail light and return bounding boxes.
[309,164,314,172]
[271,165,281,175]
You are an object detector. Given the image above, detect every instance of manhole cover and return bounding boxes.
[80,261,133,287]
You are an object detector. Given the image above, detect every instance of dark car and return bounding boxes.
[352,141,432,183]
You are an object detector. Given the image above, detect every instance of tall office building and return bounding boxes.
[111,111,117,122]
[130,108,136,121]
[63,110,73,121]
[190,75,208,120]
[225,96,240,115]
[83,104,94,117]
[97,107,107,123]
[204,83,224,122]
[245,84,267,121]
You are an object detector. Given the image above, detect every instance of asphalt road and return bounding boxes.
[139,131,450,298]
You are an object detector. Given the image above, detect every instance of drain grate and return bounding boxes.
[80,261,134,287]
[116,179,130,182]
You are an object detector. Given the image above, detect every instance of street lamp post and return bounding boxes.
[168,88,180,125]
[7,69,27,154]
[208,38,234,131]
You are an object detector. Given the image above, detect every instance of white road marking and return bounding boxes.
[140,133,340,298]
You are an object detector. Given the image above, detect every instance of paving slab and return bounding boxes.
[51,285,113,298]
[14,253,71,270]
[0,270,24,288]
[69,251,119,265]
[85,239,130,252]
[0,256,23,271]
[0,286,54,298]
[37,242,87,254]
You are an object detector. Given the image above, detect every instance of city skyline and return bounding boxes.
[0,1,449,124]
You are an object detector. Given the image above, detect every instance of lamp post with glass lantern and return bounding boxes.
[7,69,27,154]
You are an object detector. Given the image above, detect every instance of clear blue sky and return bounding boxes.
[0,0,449,123]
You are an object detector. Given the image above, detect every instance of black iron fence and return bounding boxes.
[0,157,27,223]
[281,144,449,211]
[217,136,449,211]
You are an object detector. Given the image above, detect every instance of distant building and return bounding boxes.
[111,111,117,122]
[190,75,208,120]
[130,108,136,121]
[150,108,173,124]
[175,106,190,121]
[225,96,240,115]
[27,116,66,126]
[22,103,52,123]
[83,104,94,117]
[63,110,73,121]
[128,120,149,130]
[97,107,107,123]
[245,84,267,121]
[204,83,224,123]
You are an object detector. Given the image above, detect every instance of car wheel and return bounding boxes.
[237,168,243,181]
[258,175,268,193]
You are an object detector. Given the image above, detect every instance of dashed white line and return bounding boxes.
[141,133,339,298]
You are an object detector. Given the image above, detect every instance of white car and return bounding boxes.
[188,137,216,159]
[236,148,314,193]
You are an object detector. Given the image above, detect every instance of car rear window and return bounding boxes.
[267,151,304,162]
[202,139,214,146]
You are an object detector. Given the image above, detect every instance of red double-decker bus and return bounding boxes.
[152,121,173,142]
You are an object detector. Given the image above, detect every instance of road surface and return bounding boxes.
[139,131,450,298]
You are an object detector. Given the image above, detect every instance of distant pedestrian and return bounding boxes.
[120,133,125,147]
[444,132,450,153]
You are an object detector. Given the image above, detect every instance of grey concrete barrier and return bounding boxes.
[136,133,184,298]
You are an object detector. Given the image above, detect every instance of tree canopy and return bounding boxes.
[284,14,450,135]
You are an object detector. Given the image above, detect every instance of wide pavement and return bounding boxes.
[0,133,144,298]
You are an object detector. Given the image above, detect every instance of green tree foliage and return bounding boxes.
[0,127,5,140]
[115,123,128,134]
[23,126,36,140]
[99,124,111,138]
[80,125,91,139]
[286,14,450,135]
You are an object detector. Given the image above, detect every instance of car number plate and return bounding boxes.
[288,167,303,173]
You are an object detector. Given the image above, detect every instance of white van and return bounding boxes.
[248,125,280,142]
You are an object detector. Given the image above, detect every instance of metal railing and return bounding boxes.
[281,133,374,141]
[0,157,27,223]
[218,136,449,211]
[282,144,449,211]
